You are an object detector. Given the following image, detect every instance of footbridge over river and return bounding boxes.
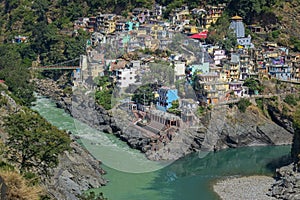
[31,57,83,70]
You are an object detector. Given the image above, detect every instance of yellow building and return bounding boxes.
[96,13,116,34]
[151,25,164,39]
[203,5,225,29]
[104,21,116,34]
[183,25,198,34]
[229,62,240,81]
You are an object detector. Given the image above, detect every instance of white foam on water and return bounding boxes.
[33,96,171,173]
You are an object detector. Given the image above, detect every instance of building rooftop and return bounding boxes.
[149,109,181,120]
[230,15,243,20]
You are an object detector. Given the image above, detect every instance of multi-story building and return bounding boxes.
[203,4,225,29]
[229,61,240,81]
[115,67,137,88]
[156,87,179,111]
[197,72,228,105]
[268,63,291,81]
[213,49,226,65]
[96,13,116,34]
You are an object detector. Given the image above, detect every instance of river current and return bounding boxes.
[32,96,291,200]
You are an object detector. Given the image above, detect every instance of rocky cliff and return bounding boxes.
[34,78,294,161]
[0,87,107,200]
[45,139,107,200]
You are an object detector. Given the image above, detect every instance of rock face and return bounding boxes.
[1,87,108,200]
[202,105,293,152]
[34,79,294,161]
[44,140,107,200]
[269,164,300,200]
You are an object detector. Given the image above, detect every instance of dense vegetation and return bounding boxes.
[95,75,115,110]
[4,107,71,175]
[132,84,155,106]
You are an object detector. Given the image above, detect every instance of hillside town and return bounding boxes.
[69,3,300,152]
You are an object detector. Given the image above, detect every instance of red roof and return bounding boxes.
[189,30,208,39]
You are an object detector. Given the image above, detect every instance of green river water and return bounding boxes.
[32,96,292,200]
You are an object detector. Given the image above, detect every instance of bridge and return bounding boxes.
[31,57,82,70]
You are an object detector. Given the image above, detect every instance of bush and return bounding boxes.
[255,98,264,110]
[0,170,43,200]
[196,106,206,116]
[284,94,298,106]
[237,98,251,113]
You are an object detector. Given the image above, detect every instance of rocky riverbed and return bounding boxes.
[34,78,294,161]
[269,163,300,199]
[213,176,276,200]
[214,163,300,200]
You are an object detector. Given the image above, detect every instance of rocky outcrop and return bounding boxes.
[44,140,107,200]
[34,79,294,161]
[200,105,293,151]
[269,164,300,200]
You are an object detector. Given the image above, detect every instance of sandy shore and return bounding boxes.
[213,176,276,200]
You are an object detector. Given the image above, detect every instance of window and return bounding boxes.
[123,77,126,80]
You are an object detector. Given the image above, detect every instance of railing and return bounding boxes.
[33,66,81,70]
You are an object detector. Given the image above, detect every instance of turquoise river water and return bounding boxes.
[32,96,292,200]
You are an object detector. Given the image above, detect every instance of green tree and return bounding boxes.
[79,191,108,200]
[243,77,263,94]
[132,84,155,106]
[237,98,251,112]
[95,76,115,110]
[0,44,36,106]
[142,62,174,86]
[284,94,298,106]
[167,100,181,116]
[4,108,71,174]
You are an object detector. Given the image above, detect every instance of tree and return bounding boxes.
[167,100,181,116]
[4,108,71,174]
[79,191,108,200]
[95,75,115,110]
[132,84,155,106]
[243,77,264,94]
[0,44,36,106]
[142,62,174,86]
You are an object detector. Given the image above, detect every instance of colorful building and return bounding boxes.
[156,87,179,111]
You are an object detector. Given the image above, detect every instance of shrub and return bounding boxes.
[196,106,206,116]
[0,170,43,200]
[255,98,264,111]
[284,94,297,106]
[237,98,251,113]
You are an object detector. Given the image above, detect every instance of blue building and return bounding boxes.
[156,87,179,112]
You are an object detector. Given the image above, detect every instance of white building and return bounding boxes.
[116,67,137,88]
[213,49,227,65]
[174,61,186,78]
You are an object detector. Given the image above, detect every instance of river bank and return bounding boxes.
[213,162,300,200]
[22,95,298,200]
[0,88,108,200]
[34,78,294,162]
[213,176,276,200]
